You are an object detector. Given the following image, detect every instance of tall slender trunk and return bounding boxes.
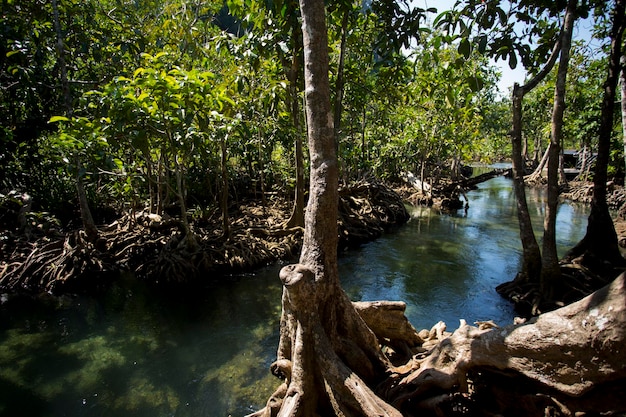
[257,129,267,206]
[508,36,562,284]
[286,22,305,228]
[566,0,626,265]
[52,0,72,116]
[541,0,576,297]
[333,9,349,142]
[220,136,230,239]
[174,157,191,236]
[533,136,542,164]
[361,106,367,168]
[511,85,542,281]
[298,1,338,282]
[620,55,626,176]
[75,157,99,242]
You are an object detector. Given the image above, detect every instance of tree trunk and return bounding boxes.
[501,35,561,292]
[257,129,268,206]
[286,22,306,229]
[250,1,400,415]
[333,8,349,142]
[174,157,191,237]
[75,158,99,242]
[361,105,367,168]
[565,0,626,267]
[541,0,576,300]
[220,135,230,239]
[510,84,542,282]
[51,0,72,116]
[533,136,542,164]
[53,0,99,242]
[619,52,626,174]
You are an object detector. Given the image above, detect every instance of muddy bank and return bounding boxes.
[0,181,408,295]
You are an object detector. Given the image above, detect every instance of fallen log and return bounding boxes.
[437,168,511,195]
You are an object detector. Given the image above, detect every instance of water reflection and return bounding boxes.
[0,177,590,416]
[0,271,284,417]
[339,176,589,330]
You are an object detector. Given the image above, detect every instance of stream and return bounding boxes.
[0,175,590,417]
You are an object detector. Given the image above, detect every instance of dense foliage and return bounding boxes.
[0,0,619,227]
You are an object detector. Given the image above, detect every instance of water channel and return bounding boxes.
[0,175,590,417]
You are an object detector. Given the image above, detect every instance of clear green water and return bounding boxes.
[0,177,589,417]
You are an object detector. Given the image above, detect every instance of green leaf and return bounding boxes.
[508,51,518,69]
[458,38,471,59]
[478,35,488,54]
[445,89,455,107]
[49,116,70,123]
[468,77,484,92]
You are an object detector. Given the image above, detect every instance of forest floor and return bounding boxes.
[2,175,625,298]
[0,181,408,295]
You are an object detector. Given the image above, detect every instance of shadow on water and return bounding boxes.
[0,268,286,417]
[0,176,590,416]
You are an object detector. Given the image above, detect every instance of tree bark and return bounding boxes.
[250,1,401,415]
[220,135,230,239]
[505,35,562,288]
[384,273,626,416]
[565,0,626,267]
[51,0,72,116]
[621,54,626,176]
[53,0,99,242]
[75,157,99,242]
[333,8,349,142]
[511,84,542,282]
[286,17,306,229]
[541,0,576,299]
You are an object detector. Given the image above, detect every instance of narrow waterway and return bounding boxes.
[0,176,590,417]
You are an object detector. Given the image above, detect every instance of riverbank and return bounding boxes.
[561,180,626,247]
[0,174,617,417]
[0,181,408,295]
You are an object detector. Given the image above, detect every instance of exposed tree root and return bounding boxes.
[253,273,626,417]
[338,180,409,248]
[524,170,547,186]
[496,180,626,316]
[248,263,402,417]
[561,180,626,209]
[496,255,621,316]
[0,182,408,294]
[398,169,508,212]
